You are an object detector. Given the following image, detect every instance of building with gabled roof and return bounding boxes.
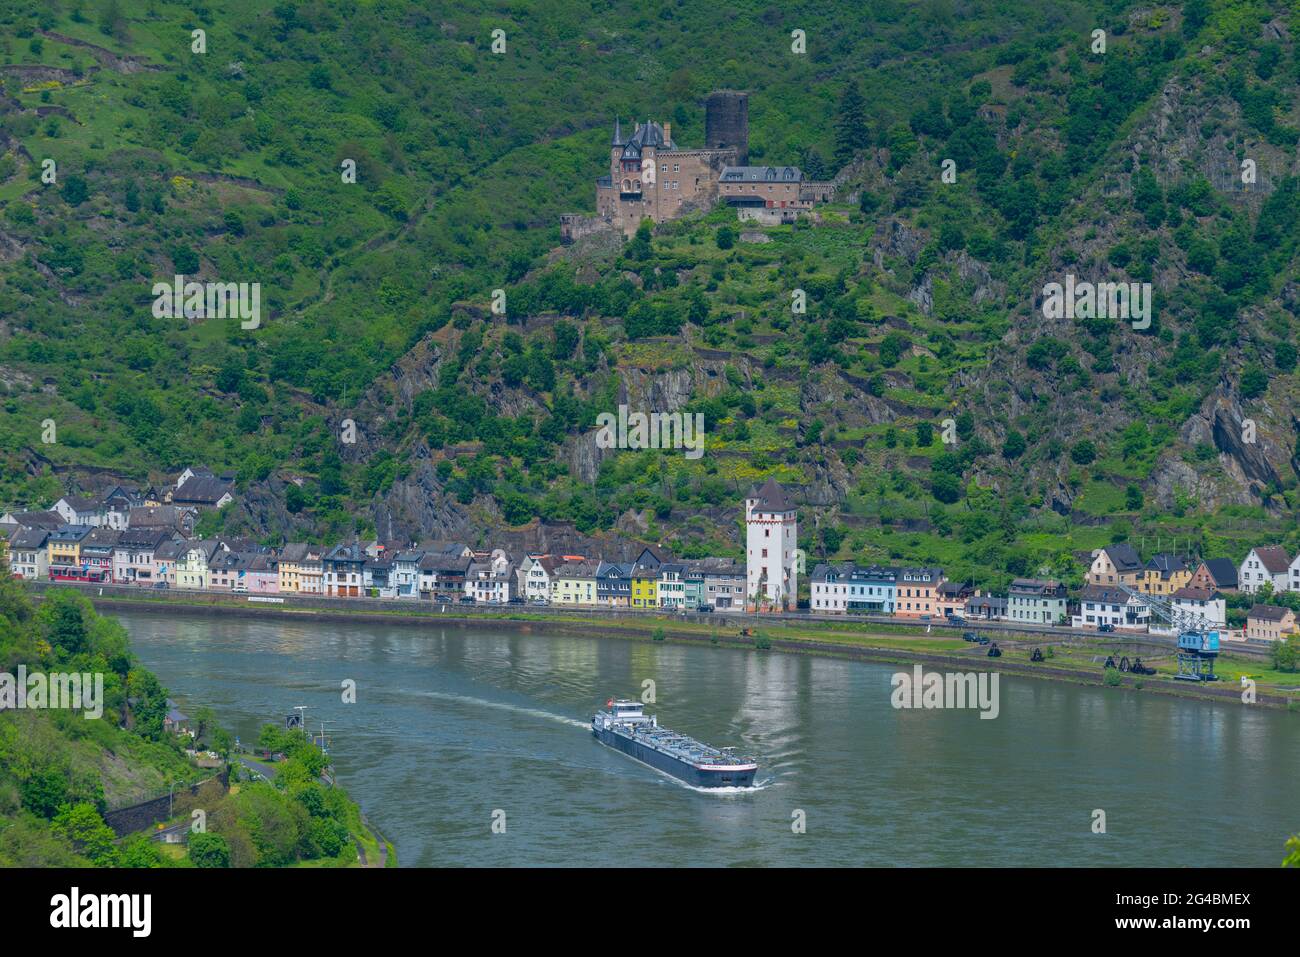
[1170,585,1226,629]
[171,475,235,510]
[8,527,50,580]
[1,509,63,531]
[418,552,472,597]
[53,495,107,528]
[1188,558,1238,593]
[1087,543,1144,587]
[518,554,564,602]
[1138,553,1193,596]
[323,543,366,598]
[810,563,897,615]
[128,505,195,536]
[552,561,600,606]
[895,566,944,619]
[1071,585,1150,631]
[1240,545,1290,595]
[1007,578,1067,625]
[596,561,634,607]
[1246,604,1297,642]
[113,527,175,586]
[175,539,227,590]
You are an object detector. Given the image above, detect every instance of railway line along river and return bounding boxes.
[117,612,1300,867]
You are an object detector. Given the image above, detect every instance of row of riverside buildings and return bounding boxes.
[9,469,1293,644]
[810,543,1300,644]
[1,477,803,614]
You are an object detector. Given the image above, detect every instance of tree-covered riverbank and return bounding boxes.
[0,578,387,867]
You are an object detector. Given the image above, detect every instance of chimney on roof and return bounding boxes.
[663,122,671,144]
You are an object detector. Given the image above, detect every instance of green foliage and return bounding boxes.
[188,831,232,867]
[834,80,870,167]
[51,804,119,866]
[0,0,1296,584]
[1273,636,1298,674]
[1070,440,1097,465]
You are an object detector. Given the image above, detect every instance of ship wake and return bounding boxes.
[411,689,589,729]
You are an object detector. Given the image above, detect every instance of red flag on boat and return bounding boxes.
[605,698,613,708]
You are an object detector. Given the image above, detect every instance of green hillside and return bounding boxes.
[0,581,373,867]
[1,0,1299,586]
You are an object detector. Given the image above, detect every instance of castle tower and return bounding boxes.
[745,478,797,611]
[706,91,749,165]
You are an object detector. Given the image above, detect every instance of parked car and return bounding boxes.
[962,631,980,642]
[153,581,169,589]
[458,595,475,604]
[1099,623,1115,633]
[697,605,714,613]
[434,593,451,602]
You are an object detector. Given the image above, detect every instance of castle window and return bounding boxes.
[673,164,680,173]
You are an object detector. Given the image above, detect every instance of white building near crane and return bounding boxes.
[1170,586,1226,629]
[745,478,798,612]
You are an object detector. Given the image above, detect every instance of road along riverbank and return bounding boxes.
[28,582,1299,711]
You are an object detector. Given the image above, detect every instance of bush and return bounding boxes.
[715,225,736,250]
[189,832,231,868]
[1001,429,1025,459]
[1272,636,1298,673]
[1240,366,1268,400]
[62,175,89,206]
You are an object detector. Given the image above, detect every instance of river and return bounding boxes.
[117,612,1300,867]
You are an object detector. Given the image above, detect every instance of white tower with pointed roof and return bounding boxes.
[745,478,797,611]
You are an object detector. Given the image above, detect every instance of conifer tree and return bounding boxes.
[834,80,869,167]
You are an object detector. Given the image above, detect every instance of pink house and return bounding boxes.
[243,553,280,594]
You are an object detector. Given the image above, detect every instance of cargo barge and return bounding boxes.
[592,699,757,788]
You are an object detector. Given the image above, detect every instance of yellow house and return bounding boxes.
[631,566,659,608]
[47,525,92,577]
[1139,554,1193,596]
[275,543,318,593]
[551,562,600,606]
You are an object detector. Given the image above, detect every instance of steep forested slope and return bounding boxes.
[0,581,371,868]
[1,1,1298,586]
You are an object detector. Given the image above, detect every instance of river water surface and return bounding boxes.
[117,612,1300,867]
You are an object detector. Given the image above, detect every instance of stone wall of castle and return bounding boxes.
[605,147,735,238]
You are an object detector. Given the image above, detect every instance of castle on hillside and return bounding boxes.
[561,91,835,242]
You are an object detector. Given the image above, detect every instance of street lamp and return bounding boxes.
[168,778,185,818]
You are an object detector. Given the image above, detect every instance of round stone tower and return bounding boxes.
[705,91,748,165]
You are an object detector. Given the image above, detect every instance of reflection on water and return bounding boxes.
[118,613,1300,867]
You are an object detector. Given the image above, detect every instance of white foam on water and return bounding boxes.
[675,778,775,796]
[410,689,590,729]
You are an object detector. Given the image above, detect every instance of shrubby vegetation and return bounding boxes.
[0,575,365,867]
[0,1,1297,585]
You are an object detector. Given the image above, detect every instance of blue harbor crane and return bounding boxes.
[1118,584,1220,682]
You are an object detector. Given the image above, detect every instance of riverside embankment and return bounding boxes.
[27,581,1297,710]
